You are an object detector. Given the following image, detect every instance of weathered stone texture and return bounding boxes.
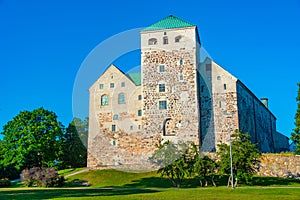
[237,82,277,152]
[258,154,300,178]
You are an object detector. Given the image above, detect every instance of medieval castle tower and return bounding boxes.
[87,16,289,169]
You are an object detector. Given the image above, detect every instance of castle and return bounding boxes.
[87,16,289,169]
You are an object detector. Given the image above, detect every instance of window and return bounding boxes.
[175,36,182,43]
[113,114,119,120]
[101,95,108,105]
[159,65,165,72]
[138,95,142,100]
[179,74,183,81]
[130,125,133,130]
[224,84,227,90]
[138,125,141,130]
[179,59,183,65]
[99,84,104,89]
[159,84,165,92]
[118,93,125,104]
[138,110,142,116]
[148,38,157,45]
[201,86,204,92]
[217,76,221,80]
[159,101,167,110]
[112,140,116,146]
[112,125,116,132]
[206,64,212,71]
[121,82,125,87]
[110,83,114,88]
[163,36,168,44]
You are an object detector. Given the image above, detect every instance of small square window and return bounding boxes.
[159,65,165,72]
[138,110,142,116]
[99,84,104,89]
[179,75,183,81]
[159,101,167,110]
[138,95,142,100]
[113,114,119,120]
[159,84,165,92]
[112,125,116,132]
[121,82,125,87]
[110,83,114,88]
[217,76,221,80]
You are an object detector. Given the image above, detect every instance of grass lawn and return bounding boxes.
[1,187,300,200]
[1,169,300,200]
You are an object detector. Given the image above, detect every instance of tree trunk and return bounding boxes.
[212,176,216,187]
[234,178,238,188]
[199,179,203,187]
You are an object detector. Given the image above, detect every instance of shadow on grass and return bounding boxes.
[250,176,300,186]
[0,188,160,200]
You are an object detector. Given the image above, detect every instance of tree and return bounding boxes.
[291,83,300,155]
[217,131,261,186]
[193,153,217,186]
[0,140,19,179]
[1,108,64,171]
[150,140,190,188]
[59,118,88,169]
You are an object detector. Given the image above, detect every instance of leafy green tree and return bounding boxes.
[59,118,88,169]
[291,83,300,154]
[193,154,217,186]
[0,108,64,171]
[150,140,190,188]
[217,131,261,186]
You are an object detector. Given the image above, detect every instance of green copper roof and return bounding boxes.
[126,72,141,86]
[142,15,196,31]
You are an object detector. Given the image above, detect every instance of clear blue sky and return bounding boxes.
[0,0,299,139]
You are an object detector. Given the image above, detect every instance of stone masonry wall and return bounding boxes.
[258,154,300,178]
[237,81,277,152]
[142,49,200,146]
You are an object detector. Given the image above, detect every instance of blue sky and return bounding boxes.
[0,0,299,139]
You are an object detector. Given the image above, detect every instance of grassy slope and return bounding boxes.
[1,168,300,200]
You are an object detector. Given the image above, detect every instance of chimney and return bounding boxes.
[260,98,268,108]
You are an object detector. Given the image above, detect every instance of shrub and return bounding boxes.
[0,178,11,187]
[0,164,20,180]
[22,167,64,187]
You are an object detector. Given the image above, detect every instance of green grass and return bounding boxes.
[0,187,300,200]
[58,168,85,176]
[1,169,300,200]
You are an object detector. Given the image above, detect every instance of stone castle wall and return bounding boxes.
[237,81,277,152]
[141,27,201,147]
[258,154,300,178]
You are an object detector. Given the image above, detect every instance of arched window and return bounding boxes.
[118,93,125,104]
[148,38,157,45]
[101,95,108,105]
[175,36,182,43]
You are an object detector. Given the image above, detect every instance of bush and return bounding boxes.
[22,167,64,187]
[0,164,20,180]
[0,178,11,187]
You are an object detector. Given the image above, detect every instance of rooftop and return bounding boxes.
[142,15,196,32]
